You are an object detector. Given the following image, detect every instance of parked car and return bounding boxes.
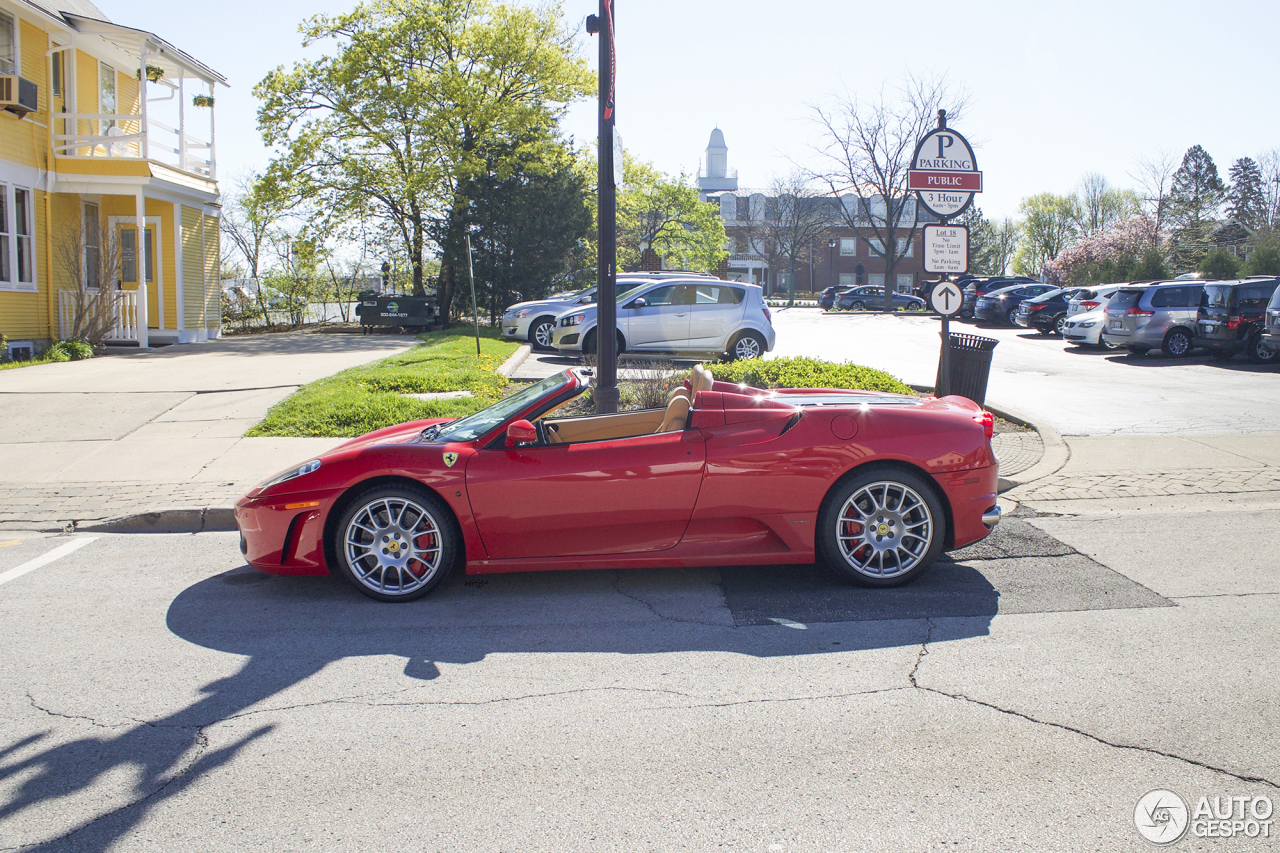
[1062,303,1119,349]
[834,286,927,312]
[818,286,839,311]
[1067,284,1126,317]
[1195,277,1280,365]
[1014,287,1088,336]
[1100,282,1202,357]
[551,279,776,360]
[960,276,1039,319]
[502,272,717,350]
[1262,286,1280,357]
[973,283,1057,325]
[236,364,1001,601]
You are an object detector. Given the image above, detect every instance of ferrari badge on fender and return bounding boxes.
[443,452,459,467]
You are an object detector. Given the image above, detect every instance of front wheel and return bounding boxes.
[1054,314,1068,336]
[1246,333,1279,365]
[1007,308,1020,326]
[819,467,945,587]
[529,316,556,350]
[333,486,458,602]
[582,329,623,357]
[906,302,923,312]
[728,331,765,361]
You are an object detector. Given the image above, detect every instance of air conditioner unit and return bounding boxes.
[0,75,38,118]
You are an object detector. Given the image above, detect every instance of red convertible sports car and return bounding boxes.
[236,364,1002,602]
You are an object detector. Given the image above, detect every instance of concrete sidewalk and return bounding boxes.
[0,330,418,532]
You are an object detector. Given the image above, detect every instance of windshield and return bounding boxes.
[617,283,649,304]
[431,372,579,443]
[1201,285,1232,310]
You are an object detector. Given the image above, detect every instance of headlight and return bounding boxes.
[516,309,530,319]
[261,459,321,489]
[562,313,585,327]
[1079,321,1096,328]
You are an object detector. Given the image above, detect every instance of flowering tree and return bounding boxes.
[1043,214,1168,286]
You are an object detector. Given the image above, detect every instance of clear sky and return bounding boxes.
[116,0,1280,219]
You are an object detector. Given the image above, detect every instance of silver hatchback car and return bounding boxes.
[1101,282,1204,357]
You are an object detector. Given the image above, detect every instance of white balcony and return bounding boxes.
[53,110,215,179]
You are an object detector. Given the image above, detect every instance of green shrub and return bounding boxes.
[711,356,913,395]
[1199,248,1242,280]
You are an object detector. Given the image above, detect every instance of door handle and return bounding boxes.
[675,312,687,317]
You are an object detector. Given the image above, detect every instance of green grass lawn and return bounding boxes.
[248,327,520,437]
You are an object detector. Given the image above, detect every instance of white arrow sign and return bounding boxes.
[930,281,964,317]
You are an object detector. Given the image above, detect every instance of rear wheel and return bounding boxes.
[1053,314,1068,336]
[1162,328,1193,358]
[582,329,623,357]
[819,466,945,587]
[333,485,458,602]
[1246,332,1279,365]
[1007,307,1019,326]
[906,302,923,312]
[728,331,765,361]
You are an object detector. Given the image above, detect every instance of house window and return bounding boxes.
[0,186,36,291]
[51,48,64,98]
[839,273,857,286]
[868,274,885,286]
[14,189,32,285]
[100,63,117,135]
[0,12,14,75]
[83,203,101,289]
[839,238,856,256]
[896,273,914,294]
[869,238,884,256]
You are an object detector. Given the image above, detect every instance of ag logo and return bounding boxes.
[1134,789,1190,845]
[387,301,399,313]
[442,451,459,468]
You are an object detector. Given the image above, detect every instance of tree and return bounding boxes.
[1257,149,1280,232]
[1130,149,1179,246]
[744,172,837,304]
[1199,247,1241,280]
[466,131,592,322]
[616,156,727,273]
[1073,172,1142,237]
[812,74,968,312]
[256,0,592,320]
[1226,157,1267,231]
[54,220,125,344]
[1012,193,1079,278]
[960,207,1018,276]
[1166,145,1225,268]
[1241,237,1280,276]
[1043,214,1163,286]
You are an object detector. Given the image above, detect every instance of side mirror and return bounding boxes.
[627,297,647,309]
[505,419,537,448]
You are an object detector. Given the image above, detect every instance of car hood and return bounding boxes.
[555,302,597,321]
[505,296,582,316]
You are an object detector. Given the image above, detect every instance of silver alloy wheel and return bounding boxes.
[834,480,934,579]
[733,333,763,360]
[532,319,554,348]
[343,496,443,596]
[1055,315,1068,335]
[1166,331,1190,356]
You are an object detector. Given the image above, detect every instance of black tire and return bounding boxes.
[728,331,765,361]
[529,316,556,350]
[850,301,866,311]
[906,301,923,312]
[582,328,623,356]
[1007,307,1020,326]
[1162,328,1193,358]
[1053,314,1068,336]
[1245,332,1279,365]
[818,466,945,588]
[332,485,458,602]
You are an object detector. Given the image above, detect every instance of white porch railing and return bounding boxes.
[58,285,149,348]
[52,112,215,179]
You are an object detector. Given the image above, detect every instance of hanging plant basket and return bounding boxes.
[145,65,165,83]
[192,94,214,108]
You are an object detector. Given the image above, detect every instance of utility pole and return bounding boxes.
[586,1,619,414]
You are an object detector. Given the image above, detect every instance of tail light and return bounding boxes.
[1080,301,1100,310]
[1028,303,1047,312]
[1227,315,1241,330]
[1125,307,1153,316]
[974,411,994,440]
[763,306,772,322]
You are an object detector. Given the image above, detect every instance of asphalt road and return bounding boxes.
[768,309,1280,436]
[1,508,1275,851]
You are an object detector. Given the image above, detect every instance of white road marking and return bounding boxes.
[767,617,808,630]
[0,537,98,587]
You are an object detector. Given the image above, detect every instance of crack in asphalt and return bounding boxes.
[349,685,700,710]
[645,685,911,711]
[610,572,729,627]
[907,623,1280,791]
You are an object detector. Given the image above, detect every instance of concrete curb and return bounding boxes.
[80,506,238,534]
[497,344,532,378]
[908,384,1070,492]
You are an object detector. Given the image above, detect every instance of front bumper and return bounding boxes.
[236,490,340,576]
[551,321,587,351]
[1263,330,1280,353]
[501,315,534,340]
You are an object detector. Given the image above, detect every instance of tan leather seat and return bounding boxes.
[656,394,691,432]
[667,386,691,405]
[690,364,714,397]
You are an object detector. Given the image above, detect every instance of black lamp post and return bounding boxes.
[828,238,836,291]
[586,2,618,414]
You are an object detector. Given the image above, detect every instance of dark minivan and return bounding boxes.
[1195,278,1280,364]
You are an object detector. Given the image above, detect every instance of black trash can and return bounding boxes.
[935,332,998,405]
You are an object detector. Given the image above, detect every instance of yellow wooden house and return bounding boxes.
[0,0,224,357]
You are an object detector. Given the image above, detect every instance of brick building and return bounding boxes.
[695,129,938,296]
